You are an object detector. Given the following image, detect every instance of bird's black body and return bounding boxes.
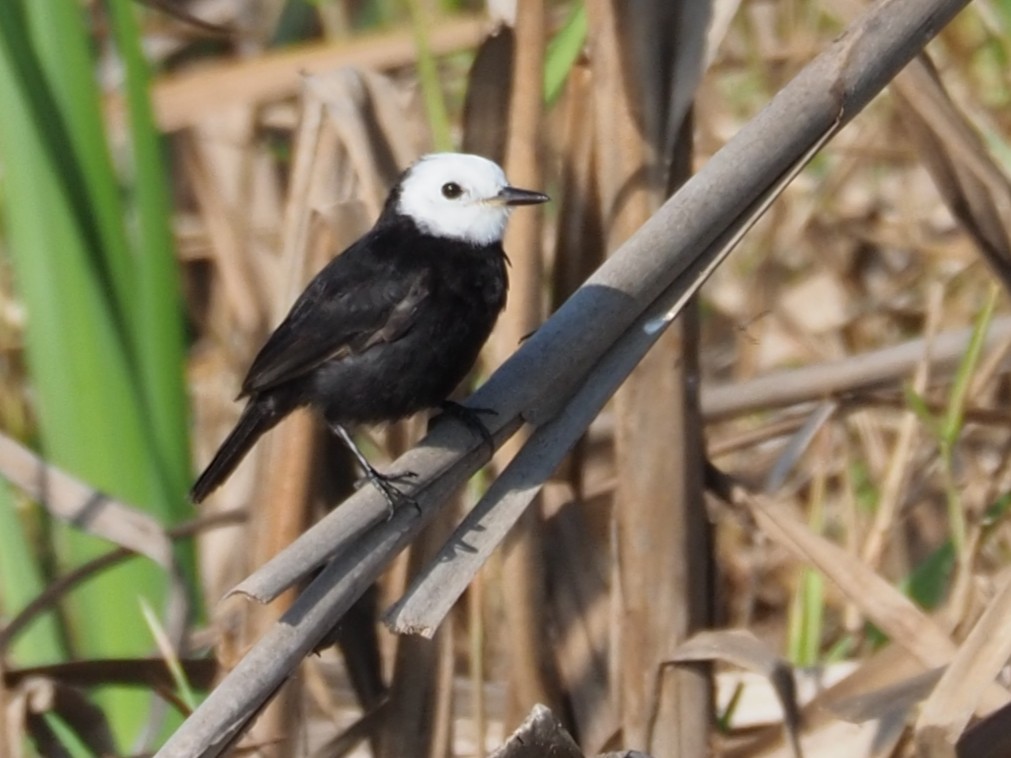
[190,191,509,503]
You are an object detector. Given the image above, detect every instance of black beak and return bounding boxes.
[496,186,551,206]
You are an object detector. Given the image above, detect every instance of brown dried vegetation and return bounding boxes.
[5,0,1011,756]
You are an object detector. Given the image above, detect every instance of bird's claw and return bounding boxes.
[435,401,497,455]
[356,467,419,519]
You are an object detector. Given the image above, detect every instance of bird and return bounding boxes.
[190,152,550,509]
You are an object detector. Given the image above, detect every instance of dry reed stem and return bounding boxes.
[542,485,618,754]
[860,283,942,569]
[915,573,1011,753]
[892,56,1011,292]
[551,62,603,306]
[716,475,1010,712]
[0,433,174,566]
[546,76,604,731]
[234,83,350,758]
[378,510,457,757]
[180,121,266,334]
[672,629,803,758]
[587,1,712,752]
[585,0,670,747]
[762,401,837,493]
[487,703,582,758]
[107,17,487,132]
[0,433,189,654]
[494,0,564,729]
[723,645,929,756]
[701,314,1011,420]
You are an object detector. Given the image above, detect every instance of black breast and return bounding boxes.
[310,224,509,425]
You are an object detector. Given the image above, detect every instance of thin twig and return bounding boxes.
[0,510,246,652]
[701,314,1011,420]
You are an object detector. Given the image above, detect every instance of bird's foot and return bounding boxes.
[434,401,497,455]
[331,422,419,518]
[356,466,419,519]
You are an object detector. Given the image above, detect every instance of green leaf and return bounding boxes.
[0,0,138,343]
[545,3,587,104]
[42,712,100,758]
[943,283,998,444]
[901,541,955,611]
[0,0,196,745]
[405,0,454,151]
[0,484,65,665]
[902,384,940,439]
[106,0,192,505]
[787,568,824,666]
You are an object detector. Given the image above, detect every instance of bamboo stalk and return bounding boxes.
[496,0,565,729]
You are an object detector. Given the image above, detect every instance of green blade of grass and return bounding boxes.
[942,282,999,443]
[0,33,159,507]
[788,471,826,667]
[787,568,824,666]
[405,0,454,151]
[544,3,587,104]
[2,0,138,343]
[938,282,999,553]
[41,713,100,758]
[902,540,956,610]
[105,0,192,505]
[0,482,65,665]
[902,384,941,439]
[0,0,194,745]
[0,60,168,741]
[141,599,197,712]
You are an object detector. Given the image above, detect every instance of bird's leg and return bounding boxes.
[331,423,416,518]
[434,401,497,455]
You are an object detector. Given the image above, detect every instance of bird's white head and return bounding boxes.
[396,153,549,247]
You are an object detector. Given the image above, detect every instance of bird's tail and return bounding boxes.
[190,398,286,503]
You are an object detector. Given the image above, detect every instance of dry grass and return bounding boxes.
[5,0,1011,756]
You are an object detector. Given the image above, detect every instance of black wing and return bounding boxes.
[240,236,430,396]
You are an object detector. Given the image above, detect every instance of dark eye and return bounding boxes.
[441,182,463,199]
